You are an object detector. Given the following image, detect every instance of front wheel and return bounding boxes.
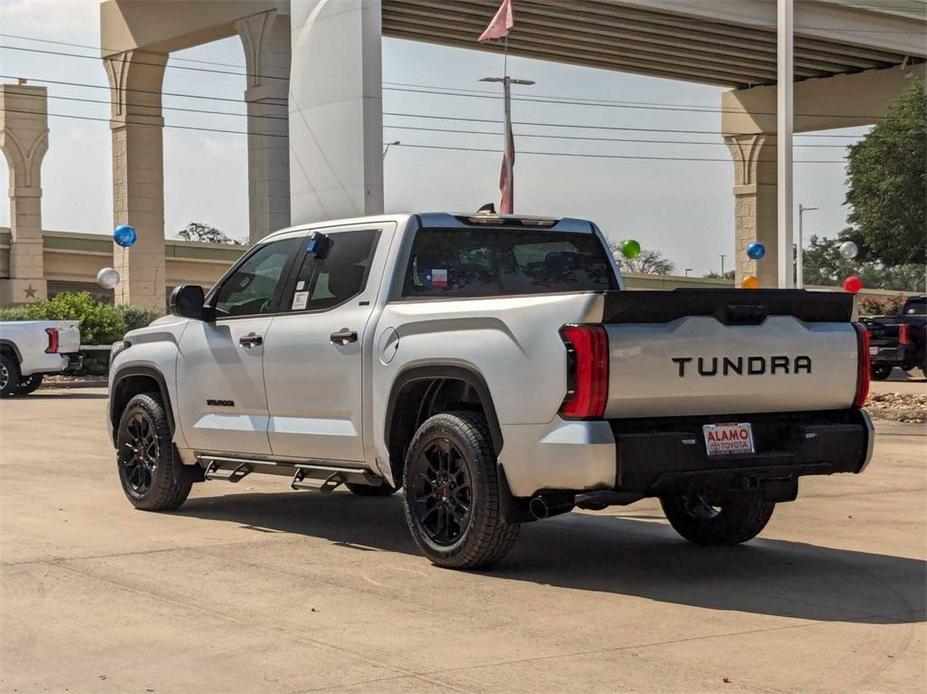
[13,373,43,395]
[660,493,774,546]
[870,365,893,381]
[116,393,194,511]
[402,411,519,569]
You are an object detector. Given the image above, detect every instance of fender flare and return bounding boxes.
[110,365,175,439]
[0,339,23,364]
[384,364,504,455]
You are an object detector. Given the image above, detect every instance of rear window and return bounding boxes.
[401,228,617,299]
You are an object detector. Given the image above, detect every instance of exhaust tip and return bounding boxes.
[528,495,549,521]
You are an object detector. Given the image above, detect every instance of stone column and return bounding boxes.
[288,0,384,224]
[0,84,49,306]
[236,10,291,243]
[724,134,778,288]
[103,50,167,310]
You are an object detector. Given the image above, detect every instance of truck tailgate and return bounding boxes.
[603,290,859,418]
[53,320,81,353]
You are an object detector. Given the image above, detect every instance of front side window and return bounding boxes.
[212,237,302,317]
[401,228,617,298]
[285,230,379,312]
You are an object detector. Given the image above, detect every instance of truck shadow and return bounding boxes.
[179,490,925,626]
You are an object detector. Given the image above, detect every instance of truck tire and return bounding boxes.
[346,482,398,497]
[871,365,892,381]
[13,373,43,395]
[116,393,193,511]
[660,493,774,546]
[402,411,519,569]
[0,352,20,398]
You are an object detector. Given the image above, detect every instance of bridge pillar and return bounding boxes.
[724,134,778,289]
[0,84,49,306]
[236,10,291,243]
[104,50,168,310]
[289,0,384,224]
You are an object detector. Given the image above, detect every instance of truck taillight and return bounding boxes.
[898,323,910,345]
[853,323,870,408]
[45,327,59,354]
[559,325,608,419]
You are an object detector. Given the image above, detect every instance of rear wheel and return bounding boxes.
[871,365,893,381]
[116,393,194,511]
[0,352,20,398]
[13,373,43,395]
[402,411,519,569]
[660,493,774,546]
[346,482,398,497]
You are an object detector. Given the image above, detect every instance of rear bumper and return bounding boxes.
[870,344,907,366]
[609,409,874,499]
[20,352,82,376]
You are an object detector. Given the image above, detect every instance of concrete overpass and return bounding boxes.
[1,0,922,308]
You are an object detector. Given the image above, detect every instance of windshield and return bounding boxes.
[402,228,618,298]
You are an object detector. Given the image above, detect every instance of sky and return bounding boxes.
[0,0,868,276]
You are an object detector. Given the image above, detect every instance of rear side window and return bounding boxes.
[904,299,925,315]
[285,230,379,312]
[401,228,617,298]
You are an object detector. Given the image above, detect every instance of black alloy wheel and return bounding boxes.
[119,410,159,497]
[408,438,473,546]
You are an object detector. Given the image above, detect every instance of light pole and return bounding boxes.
[797,204,818,288]
[685,268,693,278]
[480,76,534,213]
[720,254,726,276]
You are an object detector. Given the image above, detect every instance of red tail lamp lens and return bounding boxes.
[559,325,609,419]
[853,323,870,408]
[45,328,59,354]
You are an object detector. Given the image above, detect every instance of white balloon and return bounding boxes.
[96,267,121,289]
[839,241,859,260]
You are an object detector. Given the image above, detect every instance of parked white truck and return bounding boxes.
[1,320,82,397]
[107,213,873,568]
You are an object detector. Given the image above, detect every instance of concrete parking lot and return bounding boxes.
[1,389,924,693]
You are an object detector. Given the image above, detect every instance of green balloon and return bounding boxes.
[621,239,641,259]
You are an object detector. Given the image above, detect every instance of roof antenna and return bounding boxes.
[475,203,496,215]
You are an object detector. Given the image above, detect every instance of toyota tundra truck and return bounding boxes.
[107,213,873,569]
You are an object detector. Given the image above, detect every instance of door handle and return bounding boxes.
[330,329,358,345]
[239,333,263,348]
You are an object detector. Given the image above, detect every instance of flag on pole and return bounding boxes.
[499,121,514,214]
[478,0,514,42]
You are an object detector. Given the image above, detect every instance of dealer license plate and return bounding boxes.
[703,422,755,456]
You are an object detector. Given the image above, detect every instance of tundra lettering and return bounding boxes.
[672,355,813,377]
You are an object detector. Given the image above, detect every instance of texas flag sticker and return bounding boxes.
[431,269,448,288]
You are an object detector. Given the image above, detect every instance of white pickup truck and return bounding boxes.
[1,320,82,397]
[107,213,873,568]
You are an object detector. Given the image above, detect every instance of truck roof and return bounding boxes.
[262,212,596,241]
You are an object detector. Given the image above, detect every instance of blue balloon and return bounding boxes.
[113,224,137,248]
[746,242,766,260]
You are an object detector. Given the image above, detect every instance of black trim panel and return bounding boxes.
[385,364,504,455]
[604,289,854,325]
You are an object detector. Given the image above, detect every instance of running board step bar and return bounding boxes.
[197,455,384,491]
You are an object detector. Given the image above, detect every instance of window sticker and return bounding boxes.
[291,291,309,311]
[296,280,306,291]
[431,268,448,289]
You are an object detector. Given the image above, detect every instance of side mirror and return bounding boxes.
[169,285,210,321]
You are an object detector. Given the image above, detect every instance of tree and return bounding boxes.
[844,81,926,266]
[175,222,244,245]
[802,233,925,291]
[609,244,675,275]
[704,270,735,280]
